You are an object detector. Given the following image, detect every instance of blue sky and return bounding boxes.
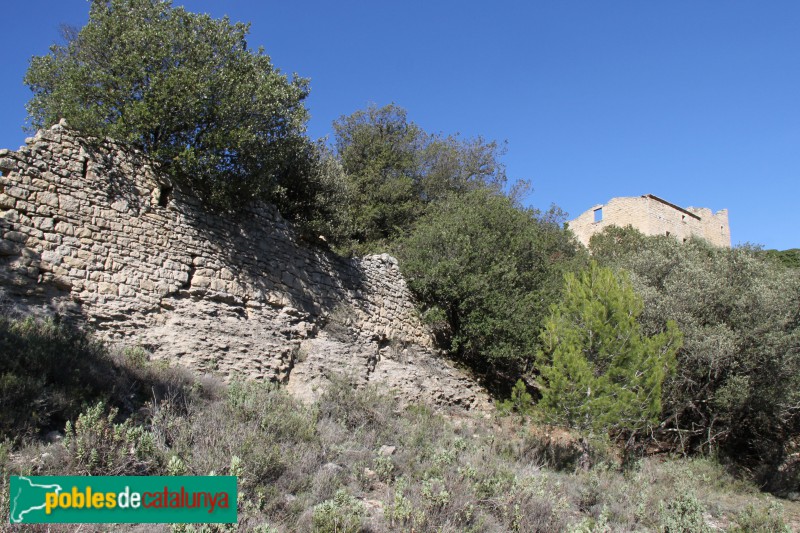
[1,1,798,249]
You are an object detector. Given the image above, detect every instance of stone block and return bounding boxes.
[0,240,17,256]
[118,284,136,297]
[4,231,27,243]
[98,282,117,295]
[41,250,63,264]
[37,191,59,208]
[0,194,15,209]
[189,276,211,288]
[5,186,28,200]
[34,217,55,231]
[59,195,81,213]
[111,199,129,213]
[43,233,62,244]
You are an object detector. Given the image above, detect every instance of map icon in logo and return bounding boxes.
[10,476,63,523]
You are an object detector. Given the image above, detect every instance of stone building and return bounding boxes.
[568,194,731,248]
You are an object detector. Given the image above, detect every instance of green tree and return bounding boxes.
[395,188,582,379]
[270,139,354,244]
[334,104,422,245]
[535,262,682,434]
[333,103,508,248]
[761,248,800,269]
[25,0,311,212]
[590,226,800,486]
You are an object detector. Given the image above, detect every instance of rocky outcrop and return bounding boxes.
[0,121,490,411]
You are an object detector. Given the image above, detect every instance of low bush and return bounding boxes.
[659,492,711,533]
[395,188,583,382]
[2,315,796,531]
[311,490,365,533]
[0,315,200,443]
[729,502,791,532]
[62,402,161,476]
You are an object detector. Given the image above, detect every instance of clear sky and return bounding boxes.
[2,1,798,249]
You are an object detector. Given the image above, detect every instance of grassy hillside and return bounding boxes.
[1,316,797,532]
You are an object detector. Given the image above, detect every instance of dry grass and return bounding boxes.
[0,316,795,532]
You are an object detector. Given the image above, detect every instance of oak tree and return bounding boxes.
[25,0,311,212]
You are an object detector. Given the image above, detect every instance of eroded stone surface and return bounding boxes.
[0,122,491,412]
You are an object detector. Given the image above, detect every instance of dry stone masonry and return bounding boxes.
[0,121,490,411]
[568,194,731,248]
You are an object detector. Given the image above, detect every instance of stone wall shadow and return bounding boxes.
[0,216,85,323]
[78,136,368,318]
[82,141,162,217]
[169,186,368,319]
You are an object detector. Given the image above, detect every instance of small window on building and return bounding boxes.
[593,207,603,223]
[681,214,686,222]
[720,225,724,234]
[666,231,671,237]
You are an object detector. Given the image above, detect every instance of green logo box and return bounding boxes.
[9,476,237,524]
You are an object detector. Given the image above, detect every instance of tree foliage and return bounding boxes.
[395,188,583,379]
[25,0,312,212]
[761,248,800,269]
[591,226,800,479]
[535,262,682,434]
[333,104,509,248]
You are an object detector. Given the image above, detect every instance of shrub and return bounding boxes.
[0,316,108,440]
[316,378,391,433]
[729,502,791,532]
[497,379,534,416]
[0,314,201,444]
[226,380,317,443]
[63,402,160,475]
[311,489,365,533]
[591,226,800,483]
[384,480,416,528]
[396,188,582,379]
[659,492,710,533]
[761,248,800,269]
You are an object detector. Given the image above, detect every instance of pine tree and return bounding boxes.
[535,262,682,434]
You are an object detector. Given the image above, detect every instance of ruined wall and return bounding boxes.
[568,194,731,248]
[0,121,490,411]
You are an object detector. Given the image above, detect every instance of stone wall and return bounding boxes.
[0,121,490,411]
[568,194,731,248]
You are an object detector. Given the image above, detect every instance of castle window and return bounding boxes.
[593,208,603,223]
[666,231,670,237]
[681,214,686,222]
